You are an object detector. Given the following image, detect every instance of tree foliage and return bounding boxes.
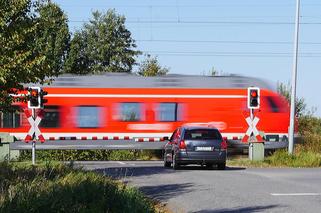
[137,55,169,76]
[0,0,69,111]
[36,1,70,74]
[201,67,227,76]
[64,9,140,74]
[277,82,307,117]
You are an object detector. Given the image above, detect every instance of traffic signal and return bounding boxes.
[40,89,48,108]
[247,87,260,109]
[28,87,41,109]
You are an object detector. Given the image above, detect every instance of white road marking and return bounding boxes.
[271,193,321,196]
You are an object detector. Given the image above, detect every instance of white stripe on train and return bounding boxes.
[46,94,246,98]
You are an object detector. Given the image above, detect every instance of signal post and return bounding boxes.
[245,87,264,161]
[25,87,48,165]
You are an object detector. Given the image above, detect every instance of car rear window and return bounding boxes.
[184,129,222,140]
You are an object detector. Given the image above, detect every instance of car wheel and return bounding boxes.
[172,154,180,170]
[217,162,226,170]
[164,153,171,168]
[206,163,214,169]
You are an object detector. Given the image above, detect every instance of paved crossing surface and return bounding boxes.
[78,161,321,213]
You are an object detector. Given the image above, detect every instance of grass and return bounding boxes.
[19,150,163,161]
[228,148,321,168]
[0,162,164,213]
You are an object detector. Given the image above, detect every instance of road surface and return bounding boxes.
[78,161,321,213]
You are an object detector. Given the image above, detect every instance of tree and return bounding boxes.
[63,32,89,74]
[36,1,70,74]
[202,67,227,76]
[277,82,306,117]
[64,9,140,74]
[137,55,169,76]
[208,67,219,76]
[0,0,69,111]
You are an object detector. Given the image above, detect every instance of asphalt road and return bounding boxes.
[77,161,321,213]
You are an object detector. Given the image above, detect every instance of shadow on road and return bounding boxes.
[139,183,194,201]
[194,204,282,213]
[95,165,246,179]
[95,166,177,179]
[175,166,246,171]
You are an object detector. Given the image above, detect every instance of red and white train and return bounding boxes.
[1,73,291,147]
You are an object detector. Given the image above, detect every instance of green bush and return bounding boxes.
[265,149,321,167]
[0,162,155,213]
[298,115,321,153]
[19,150,163,161]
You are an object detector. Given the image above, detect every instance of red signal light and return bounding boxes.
[247,87,260,109]
[250,90,257,97]
[31,90,38,97]
[28,87,41,108]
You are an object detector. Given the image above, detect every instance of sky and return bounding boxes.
[54,0,321,117]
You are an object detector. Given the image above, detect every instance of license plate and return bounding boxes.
[195,147,213,151]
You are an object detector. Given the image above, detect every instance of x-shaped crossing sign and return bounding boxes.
[24,109,45,143]
[242,116,263,142]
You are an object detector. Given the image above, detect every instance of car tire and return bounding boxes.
[217,162,226,170]
[164,153,171,168]
[206,163,214,169]
[172,154,180,170]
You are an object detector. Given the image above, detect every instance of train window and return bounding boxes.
[77,106,100,128]
[40,106,60,128]
[157,103,178,122]
[266,96,280,113]
[120,103,141,121]
[0,108,21,128]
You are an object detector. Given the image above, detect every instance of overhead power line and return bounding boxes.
[69,20,321,25]
[142,50,321,58]
[136,39,321,45]
[61,4,321,8]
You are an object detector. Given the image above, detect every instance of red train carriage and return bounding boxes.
[0,73,290,147]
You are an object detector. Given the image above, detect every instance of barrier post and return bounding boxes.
[248,109,264,161]
[249,140,265,161]
[0,133,19,162]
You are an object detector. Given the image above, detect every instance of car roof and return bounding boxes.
[181,126,219,131]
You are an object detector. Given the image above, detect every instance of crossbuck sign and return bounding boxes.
[242,115,263,142]
[24,109,45,143]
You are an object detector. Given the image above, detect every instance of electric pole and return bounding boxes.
[289,0,300,154]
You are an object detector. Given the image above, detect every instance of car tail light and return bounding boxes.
[179,140,186,150]
[221,140,228,150]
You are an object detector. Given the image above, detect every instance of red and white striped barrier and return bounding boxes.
[135,137,166,142]
[44,136,166,142]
